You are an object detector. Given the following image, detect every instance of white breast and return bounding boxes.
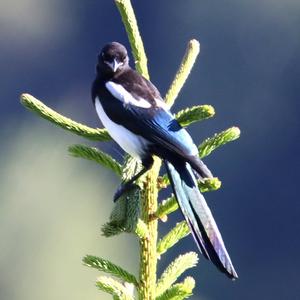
[95,97,149,159]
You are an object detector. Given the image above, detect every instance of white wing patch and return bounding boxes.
[154,98,170,110]
[105,81,152,108]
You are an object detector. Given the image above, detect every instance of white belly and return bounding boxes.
[95,97,148,159]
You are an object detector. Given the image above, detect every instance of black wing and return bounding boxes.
[93,69,212,177]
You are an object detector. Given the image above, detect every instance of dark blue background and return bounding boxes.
[1,1,299,299]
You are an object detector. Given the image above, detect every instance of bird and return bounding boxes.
[91,41,238,279]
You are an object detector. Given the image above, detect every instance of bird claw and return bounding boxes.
[113,182,139,202]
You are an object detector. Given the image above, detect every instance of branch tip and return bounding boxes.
[115,0,149,78]
[20,93,111,141]
[165,39,201,107]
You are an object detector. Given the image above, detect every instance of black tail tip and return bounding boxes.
[227,268,238,280]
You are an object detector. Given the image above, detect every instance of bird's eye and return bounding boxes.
[101,52,112,62]
[120,55,126,62]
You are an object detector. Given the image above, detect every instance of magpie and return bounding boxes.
[92,42,238,279]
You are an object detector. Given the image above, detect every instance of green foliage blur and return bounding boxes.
[0,121,139,300]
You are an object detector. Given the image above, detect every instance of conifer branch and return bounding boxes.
[96,276,135,300]
[122,157,143,182]
[158,174,221,192]
[165,40,200,106]
[155,277,195,300]
[69,144,122,176]
[115,0,149,79]
[156,252,198,297]
[101,190,149,238]
[100,157,143,237]
[120,158,151,238]
[175,105,215,127]
[101,196,128,237]
[101,221,125,237]
[199,177,222,192]
[83,255,138,286]
[114,2,160,298]
[101,218,149,239]
[155,177,221,220]
[124,189,144,234]
[135,219,150,240]
[109,198,128,225]
[199,126,241,158]
[155,196,178,221]
[157,175,170,190]
[20,93,110,141]
[157,221,190,256]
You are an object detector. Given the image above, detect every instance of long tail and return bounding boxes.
[164,160,238,279]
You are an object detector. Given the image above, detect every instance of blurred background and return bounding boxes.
[0,0,299,299]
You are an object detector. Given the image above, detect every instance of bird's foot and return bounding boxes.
[113,182,139,202]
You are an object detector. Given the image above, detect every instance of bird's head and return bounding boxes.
[96,42,129,76]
